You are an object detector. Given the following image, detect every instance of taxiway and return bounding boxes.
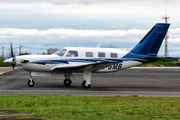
[0,67,180,96]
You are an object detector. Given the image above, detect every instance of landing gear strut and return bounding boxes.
[28,74,35,87]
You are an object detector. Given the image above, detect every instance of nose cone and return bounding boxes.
[3,58,16,66]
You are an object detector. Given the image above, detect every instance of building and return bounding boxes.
[47,48,59,54]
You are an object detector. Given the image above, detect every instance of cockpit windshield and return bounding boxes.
[53,49,67,56]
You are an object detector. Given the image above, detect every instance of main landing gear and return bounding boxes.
[82,69,91,88]
[64,78,72,86]
[64,79,90,88]
[82,80,91,88]
[64,72,72,86]
[64,70,92,88]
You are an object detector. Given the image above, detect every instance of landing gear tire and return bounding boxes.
[82,80,91,88]
[28,80,35,87]
[64,79,72,86]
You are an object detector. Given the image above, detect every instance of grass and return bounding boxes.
[140,58,180,67]
[0,95,180,120]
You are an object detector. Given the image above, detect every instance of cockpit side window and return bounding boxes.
[54,49,67,56]
[66,50,78,57]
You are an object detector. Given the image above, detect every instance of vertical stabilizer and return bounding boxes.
[131,23,170,56]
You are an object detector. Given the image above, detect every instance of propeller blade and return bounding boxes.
[10,42,14,57]
[10,43,16,70]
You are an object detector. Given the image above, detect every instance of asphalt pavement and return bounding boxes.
[0,67,180,96]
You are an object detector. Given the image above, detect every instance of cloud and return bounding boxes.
[0,27,179,57]
[0,0,179,57]
[169,28,180,34]
[0,27,147,39]
[0,0,179,20]
[0,27,179,45]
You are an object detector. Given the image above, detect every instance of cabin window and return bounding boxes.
[98,52,106,57]
[111,53,118,58]
[66,50,78,57]
[86,52,93,57]
[54,49,67,56]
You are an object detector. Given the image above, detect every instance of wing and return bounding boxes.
[51,59,120,72]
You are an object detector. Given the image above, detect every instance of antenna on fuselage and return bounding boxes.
[97,42,101,48]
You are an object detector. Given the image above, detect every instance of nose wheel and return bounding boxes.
[28,74,35,87]
[28,80,35,87]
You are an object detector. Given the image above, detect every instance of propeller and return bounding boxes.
[3,43,16,80]
[4,43,16,69]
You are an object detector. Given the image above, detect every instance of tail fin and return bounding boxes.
[131,23,170,56]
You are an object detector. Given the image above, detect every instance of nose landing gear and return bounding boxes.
[28,75,35,87]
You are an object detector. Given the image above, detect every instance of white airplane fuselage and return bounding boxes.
[15,47,142,74]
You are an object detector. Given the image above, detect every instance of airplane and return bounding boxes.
[4,23,170,88]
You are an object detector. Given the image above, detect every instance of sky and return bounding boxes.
[0,0,180,57]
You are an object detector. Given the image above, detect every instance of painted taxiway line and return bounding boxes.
[130,67,180,69]
[0,90,180,96]
[0,89,180,93]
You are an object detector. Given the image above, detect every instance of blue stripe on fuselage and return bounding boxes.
[30,58,124,65]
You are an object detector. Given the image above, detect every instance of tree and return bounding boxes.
[101,44,118,48]
[42,52,46,55]
[19,52,30,56]
[0,57,9,67]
